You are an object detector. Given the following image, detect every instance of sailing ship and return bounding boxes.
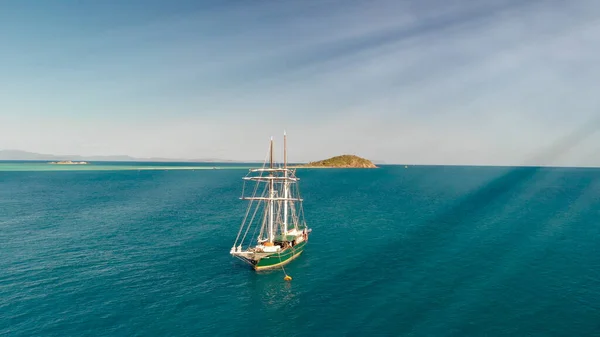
[230,132,311,271]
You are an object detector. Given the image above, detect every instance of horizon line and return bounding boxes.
[1,159,599,169]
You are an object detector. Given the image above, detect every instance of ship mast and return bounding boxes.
[268,136,274,243]
[283,130,288,231]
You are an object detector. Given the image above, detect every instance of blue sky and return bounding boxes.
[0,0,599,165]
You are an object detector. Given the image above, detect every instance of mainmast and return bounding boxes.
[283,131,288,231]
[268,136,274,243]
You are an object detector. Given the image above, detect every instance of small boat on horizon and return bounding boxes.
[230,132,311,271]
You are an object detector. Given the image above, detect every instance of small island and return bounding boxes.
[296,154,377,168]
[48,160,89,165]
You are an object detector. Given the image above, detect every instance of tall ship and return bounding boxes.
[230,132,311,271]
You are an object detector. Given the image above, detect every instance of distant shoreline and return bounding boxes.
[49,161,89,165]
[0,161,261,172]
[2,159,600,169]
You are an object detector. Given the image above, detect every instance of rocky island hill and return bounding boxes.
[297,155,377,168]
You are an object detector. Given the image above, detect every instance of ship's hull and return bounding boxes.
[252,239,307,271]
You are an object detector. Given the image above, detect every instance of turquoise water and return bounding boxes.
[1,164,599,336]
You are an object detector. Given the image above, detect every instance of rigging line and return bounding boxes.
[292,174,303,229]
[233,143,271,247]
[233,175,263,247]
[256,201,269,245]
[234,186,260,247]
[279,244,298,279]
[242,192,265,248]
[288,198,297,225]
[275,199,284,234]
[277,248,292,278]
[241,168,270,246]
[244,182,270,249]
[298,197,306,226]
[248,209,262,249]
[241,182,268,247]
[293,178,307,228]
[257,181,271,244]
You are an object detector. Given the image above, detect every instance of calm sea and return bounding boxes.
[1,163,599,336]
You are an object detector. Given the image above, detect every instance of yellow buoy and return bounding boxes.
[284,275,292,281]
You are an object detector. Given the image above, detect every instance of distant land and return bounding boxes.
[49,160,89,165]
[0,150,386,165]
[296,154,378,168]
[0,150,251,163]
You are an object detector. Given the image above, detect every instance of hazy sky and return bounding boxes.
[1,0,599,165]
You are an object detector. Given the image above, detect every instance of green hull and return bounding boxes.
[253,240,307,271]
